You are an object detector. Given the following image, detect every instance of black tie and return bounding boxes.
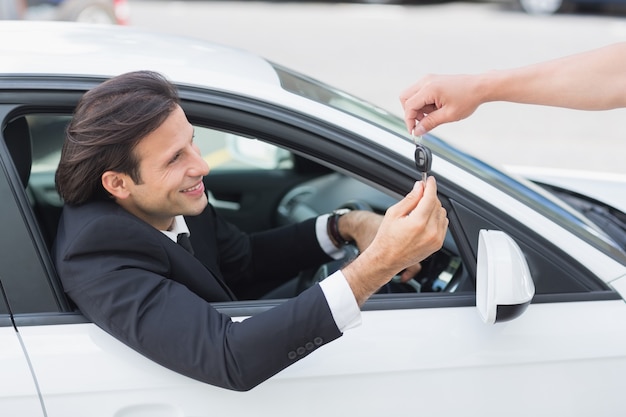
[177,233,194,255]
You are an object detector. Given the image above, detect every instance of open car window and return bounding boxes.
[26,113,470,308]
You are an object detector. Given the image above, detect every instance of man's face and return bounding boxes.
[116,104,210,230]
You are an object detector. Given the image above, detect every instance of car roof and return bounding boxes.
[0,21,282,96]
[0,20,399,142]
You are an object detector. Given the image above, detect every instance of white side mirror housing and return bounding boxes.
[476,230,535,324]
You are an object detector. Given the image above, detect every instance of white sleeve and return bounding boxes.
[319,270,362,332]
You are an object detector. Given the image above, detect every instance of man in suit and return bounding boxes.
[54,70,448,391]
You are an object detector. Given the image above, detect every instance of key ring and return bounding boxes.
[411,128,422,146]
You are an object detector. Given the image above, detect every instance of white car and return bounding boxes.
[1,21,625,417]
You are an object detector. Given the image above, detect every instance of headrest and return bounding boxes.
[3,117,32,188]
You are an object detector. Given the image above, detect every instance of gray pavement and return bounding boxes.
[128,1,626,174]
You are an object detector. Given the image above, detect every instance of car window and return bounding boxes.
[273,64,407,138]
[28,114,69,175]
[0,134,59,314]
[25,113,468,304]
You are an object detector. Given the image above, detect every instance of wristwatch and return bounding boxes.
[326,208,352,247]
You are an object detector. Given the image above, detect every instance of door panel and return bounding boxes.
[0,325,44,416]
[16,299,626,416]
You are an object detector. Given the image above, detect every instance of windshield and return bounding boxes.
[274,64,626,261]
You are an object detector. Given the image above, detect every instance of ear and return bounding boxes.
[101,171,132,200]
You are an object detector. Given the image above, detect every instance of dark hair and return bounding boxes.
[55,70,180,205]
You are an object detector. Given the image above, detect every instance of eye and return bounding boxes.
[169,151,182,165]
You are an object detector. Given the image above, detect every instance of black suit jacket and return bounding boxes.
[54,200,342,391]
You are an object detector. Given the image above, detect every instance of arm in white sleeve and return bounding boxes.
[319,270,362,332]
[314,215,361,331]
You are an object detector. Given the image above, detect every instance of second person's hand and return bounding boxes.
[399,74,485,135]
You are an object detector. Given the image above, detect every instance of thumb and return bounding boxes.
[387,181,425,218]
[414,110,446,135]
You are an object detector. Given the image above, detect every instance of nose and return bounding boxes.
[189,146,210,177]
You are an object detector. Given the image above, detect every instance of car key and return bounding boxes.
[412,130,432,183]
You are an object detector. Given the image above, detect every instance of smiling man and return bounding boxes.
[53,70,448,391]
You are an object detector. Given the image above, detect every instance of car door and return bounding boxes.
[179,98,626,415]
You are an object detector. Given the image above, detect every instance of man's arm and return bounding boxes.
[55,177,446,390]
[400,42,626,134]
[56,210,342,392]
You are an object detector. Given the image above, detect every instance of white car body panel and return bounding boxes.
[0,22,281,88]
[0,327,43,416]
[0,21,284,106]
[610,274,626,298]
[16,299,626,416]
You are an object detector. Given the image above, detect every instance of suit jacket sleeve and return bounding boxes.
[55,206,342,391]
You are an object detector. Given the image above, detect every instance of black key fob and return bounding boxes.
[415,143,432,181]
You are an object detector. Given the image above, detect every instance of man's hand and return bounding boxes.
[341,177,448,306]
[338,209,422,281]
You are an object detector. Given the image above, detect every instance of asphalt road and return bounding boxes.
[128,0,626,175]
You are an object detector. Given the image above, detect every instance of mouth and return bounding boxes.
[181,181,204,194]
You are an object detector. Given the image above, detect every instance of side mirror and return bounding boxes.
[476,230,535,324]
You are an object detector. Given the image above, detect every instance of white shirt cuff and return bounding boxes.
[319,270,362,332]
[315,214,345,260]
